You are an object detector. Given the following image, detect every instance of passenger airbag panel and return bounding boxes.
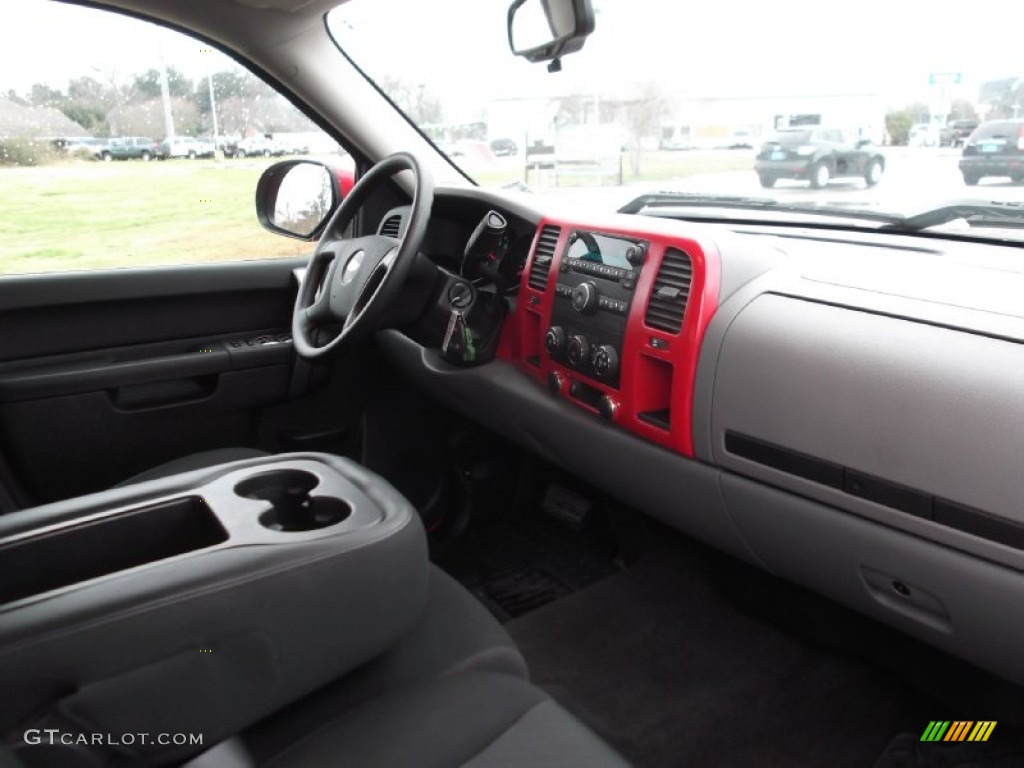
[711,294,1024,534]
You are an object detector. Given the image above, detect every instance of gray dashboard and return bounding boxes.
[383,191,1024,687]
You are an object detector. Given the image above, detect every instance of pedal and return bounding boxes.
[541,484,593,530]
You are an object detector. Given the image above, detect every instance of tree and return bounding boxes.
[26,83,65,108]
[61,103,107,134]
[195,71,259,114]
[62,76,119,135]
[948,98,978,121]
[622,82,666,175]
[377,76,443,125]
[885,102,930,145]
[132,67,192,101]
[67,76,117,111]
[885,111,913,146]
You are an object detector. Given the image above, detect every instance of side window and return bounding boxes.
[0,1,352,275]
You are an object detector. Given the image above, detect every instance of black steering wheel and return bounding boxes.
[292,152,433,359]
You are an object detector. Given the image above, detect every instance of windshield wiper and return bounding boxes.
[881,200,1024,232]
[618,192,905,225]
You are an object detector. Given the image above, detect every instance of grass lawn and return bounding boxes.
[0,148,755,275]
[0,158,314,274]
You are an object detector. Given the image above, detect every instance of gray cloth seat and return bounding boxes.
[239,565,532,763]
[259,671,629,768]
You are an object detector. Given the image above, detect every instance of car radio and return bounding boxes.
[544,230,647,387]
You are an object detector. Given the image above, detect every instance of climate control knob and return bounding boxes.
[567,334,590,367]
[571,281,599,314]
[591,344,619,379]
[545,326,566,359]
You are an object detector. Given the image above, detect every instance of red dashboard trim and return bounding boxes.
[500,217,721,457]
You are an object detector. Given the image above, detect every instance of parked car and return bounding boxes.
[60,137,109,159]
[958,118,1024,185]
[489,138,518,157]
[157,136,216,160]
[234,135,280,157]
[755,127,885,188]
[949,119,980,148]
[272,134,311,154]
[101,136,160,161]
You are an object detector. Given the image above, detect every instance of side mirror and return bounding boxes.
[507,0,595,68]
[855,139,872,149]
[255,160,342,240]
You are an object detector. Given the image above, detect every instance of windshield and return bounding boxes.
[327,0,1024,238]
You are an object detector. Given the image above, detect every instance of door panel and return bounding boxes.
[0,258,361,505]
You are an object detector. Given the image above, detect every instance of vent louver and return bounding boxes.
[379,214,402,238]
[528,225,561,291]
[644,247,693,333]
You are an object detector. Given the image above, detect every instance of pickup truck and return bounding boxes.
[158,136,216,160]
[101,136,160,161]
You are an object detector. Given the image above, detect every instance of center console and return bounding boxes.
[0,453,426,763]
[509,216,721,457]
[544,230,646,387]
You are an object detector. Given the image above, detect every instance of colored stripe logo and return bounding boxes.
[920,721,996,742]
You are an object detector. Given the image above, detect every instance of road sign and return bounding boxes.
[929,72,962,85]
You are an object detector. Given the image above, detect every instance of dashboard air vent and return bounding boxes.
[528,225,561,291]
[379,214,402,238]
[644,247,693,333]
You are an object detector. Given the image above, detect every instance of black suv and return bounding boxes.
[958,119,1024,185]
[948,119,979,148]
[755,128,885,189]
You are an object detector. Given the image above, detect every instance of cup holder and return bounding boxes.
[234,469,351,532]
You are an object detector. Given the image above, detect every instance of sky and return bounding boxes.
[2,0,1023,115]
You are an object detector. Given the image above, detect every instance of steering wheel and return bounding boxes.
[292,152,433,359]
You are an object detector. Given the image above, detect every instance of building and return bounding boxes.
[660,92,888,149]
[0,97,90,141]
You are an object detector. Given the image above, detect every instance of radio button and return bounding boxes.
[545,326,566,359]
[567,334,590,366]
[592,344,619,379]
[572,281,599,314]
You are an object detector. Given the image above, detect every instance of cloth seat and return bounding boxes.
[259,671,629,768]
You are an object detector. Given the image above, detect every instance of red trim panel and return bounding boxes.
[499,217,721,457]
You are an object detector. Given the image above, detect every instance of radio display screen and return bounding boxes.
[565,230,637,269]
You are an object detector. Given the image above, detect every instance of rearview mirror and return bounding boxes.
[507,0,595,68]
[255,160,342,240]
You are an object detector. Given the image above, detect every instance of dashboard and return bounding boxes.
[378,185,1024,691]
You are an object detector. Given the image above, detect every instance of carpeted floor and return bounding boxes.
[507,551,936,768]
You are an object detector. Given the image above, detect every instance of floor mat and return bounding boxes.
[507,552,935,768]
[435,512,621,621]
[475,567,571,621]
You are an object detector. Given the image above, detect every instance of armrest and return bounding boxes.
[0,453,428,763]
